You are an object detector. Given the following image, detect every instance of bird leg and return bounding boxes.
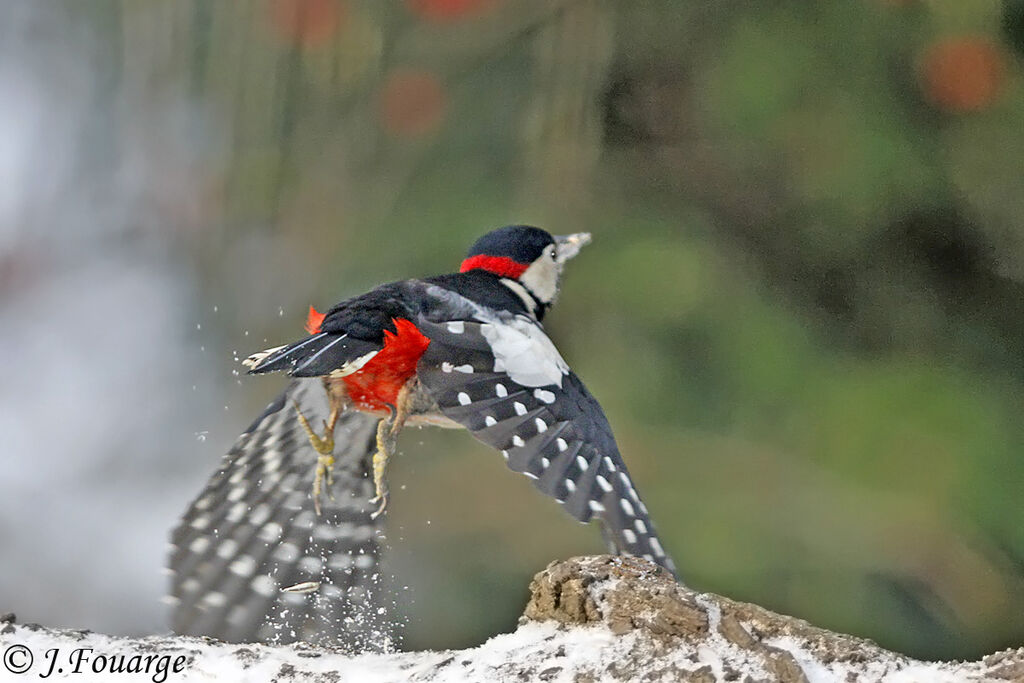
[293,394,342,516]
[368,382,413,519]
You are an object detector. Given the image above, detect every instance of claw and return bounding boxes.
[369,492,388,519]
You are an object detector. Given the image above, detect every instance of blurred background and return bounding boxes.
[1,0,1023,662]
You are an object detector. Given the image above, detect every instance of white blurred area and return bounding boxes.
[0,2,230,633]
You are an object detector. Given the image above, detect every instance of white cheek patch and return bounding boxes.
[518,256,560,304]
[479,317,569,388]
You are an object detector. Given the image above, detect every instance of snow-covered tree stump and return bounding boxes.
[2,555,1021,682]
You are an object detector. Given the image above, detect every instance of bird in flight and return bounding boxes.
[169,225,676,644]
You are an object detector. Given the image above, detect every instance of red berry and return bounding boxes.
[920,36,1006,113]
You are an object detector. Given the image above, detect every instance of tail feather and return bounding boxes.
[167,379,390,649]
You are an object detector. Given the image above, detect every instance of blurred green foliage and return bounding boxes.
[97,0,1024,660]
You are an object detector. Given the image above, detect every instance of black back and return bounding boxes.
[423,271,537,318]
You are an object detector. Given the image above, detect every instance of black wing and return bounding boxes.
[244,331,383,377]
[167,378,392,649]
[415,318,678,577]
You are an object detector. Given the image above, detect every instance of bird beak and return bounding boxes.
[554,232,592,263]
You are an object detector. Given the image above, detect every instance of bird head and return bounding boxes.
[460,225,592,307]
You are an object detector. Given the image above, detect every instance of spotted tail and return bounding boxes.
[167,378,391,649]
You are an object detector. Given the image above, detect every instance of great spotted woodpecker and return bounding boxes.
[168,226,677,645]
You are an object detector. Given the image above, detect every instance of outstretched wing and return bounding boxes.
[167,379,392,650]
[415,317,677,577]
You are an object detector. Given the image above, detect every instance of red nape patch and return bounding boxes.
[342,318,431,412]
[460,254,528,279]
[305,305,326,334]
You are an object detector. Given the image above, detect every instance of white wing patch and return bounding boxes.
[479,316,569,388]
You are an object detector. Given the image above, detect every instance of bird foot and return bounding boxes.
[368,417,395,519]
[312,453,335,516]
[294,401,337,515]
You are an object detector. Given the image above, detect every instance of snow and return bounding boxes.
[3,621,620,683]
[1,573,1017,683]
[6,616,999,683]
